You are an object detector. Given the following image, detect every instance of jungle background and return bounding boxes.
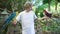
[0,0,60,34]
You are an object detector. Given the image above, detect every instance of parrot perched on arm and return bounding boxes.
[43,8,52,18]
[0,11,18,32]
[1,12,16,29]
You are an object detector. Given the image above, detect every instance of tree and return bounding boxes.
[48,0,50,11]
[43,0,49,4]
[43,0,52,11]
[55,0,58,10]
[0,0,11,11]
[58,0,60,2]
[0,0,31,12]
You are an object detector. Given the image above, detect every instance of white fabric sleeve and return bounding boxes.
[16,13,21,21]
[34,13,37,20]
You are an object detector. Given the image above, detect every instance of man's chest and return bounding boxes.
[21,12,34,20]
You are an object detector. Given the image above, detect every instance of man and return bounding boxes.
[13,2,48,34]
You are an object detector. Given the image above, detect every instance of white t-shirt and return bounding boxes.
[16,10,37,34]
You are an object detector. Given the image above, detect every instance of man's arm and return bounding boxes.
[35,16,48,21]
[12,12,21,25]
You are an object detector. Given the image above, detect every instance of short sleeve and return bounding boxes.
[34,13,37,20]
[16,13,21,21]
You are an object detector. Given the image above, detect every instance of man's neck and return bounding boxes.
[25,10,32,12]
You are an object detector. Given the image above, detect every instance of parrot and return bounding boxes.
[0,11,18,33]
[3,12,16,27]
[43,8,52,18]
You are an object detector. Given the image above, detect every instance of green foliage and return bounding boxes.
[58,0,60,2]
[0,0,11,10]
[33,1,60,32]
[34,4,48,17]
[40,18,60,32]
[43,0,52,4]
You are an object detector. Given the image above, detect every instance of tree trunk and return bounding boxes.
[55,0,58,11]
[48,0,50,11]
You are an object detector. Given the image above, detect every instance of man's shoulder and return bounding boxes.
[30,10,35,14]
[19,11,25,14]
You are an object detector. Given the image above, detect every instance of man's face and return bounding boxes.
[25,4,31,12]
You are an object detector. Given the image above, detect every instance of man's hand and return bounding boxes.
[12,19,17,26]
